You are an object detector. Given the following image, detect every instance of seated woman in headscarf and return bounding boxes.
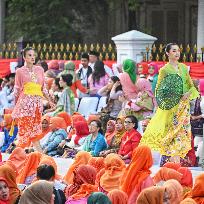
[82,120,107,157]
[87,192,111,204]
[6,147,27,175]
[163,179,183,204]
[118,115,142,162]
[88,157,105,175]
[0,163,21,204]
[107,189,128,204]
[37,115,51,147]
[65,165,98,204]
[41,117,67,156]
[1,114,18,152]
[58,61,88,97]
[105,120,115,146]
[98,153,126,194]
[100,117,125,157]
[19,180,54,204]
[63,151,92,184]
[147,62,159,93]
[120,78,156,122]
[120,145,154,204]
[184,173,204,204]
[0,177,10,204]
[136,186,166,204]
[119,59,138,101]
[16,152,42,185]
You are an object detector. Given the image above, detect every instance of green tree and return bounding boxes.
[5,0,82,42]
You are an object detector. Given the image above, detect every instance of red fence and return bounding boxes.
[0,59,203,79]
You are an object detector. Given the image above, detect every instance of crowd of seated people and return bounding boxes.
[0,50,203,204]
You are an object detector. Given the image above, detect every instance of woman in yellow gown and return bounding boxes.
[140,43,199,162]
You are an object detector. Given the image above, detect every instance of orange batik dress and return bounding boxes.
[12,66,48,148]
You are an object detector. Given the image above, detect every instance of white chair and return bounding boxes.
[96,96,107,113]
[74,98,79,111]
[78,97,99,118]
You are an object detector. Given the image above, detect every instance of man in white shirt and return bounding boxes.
[79,51,113,77]
[77,53,93,98]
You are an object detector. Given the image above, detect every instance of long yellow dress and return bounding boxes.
[140,63,199,158]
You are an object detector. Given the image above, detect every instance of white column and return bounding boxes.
[112,30,157,64]
[197,0,204,55]
[0,0,5,43]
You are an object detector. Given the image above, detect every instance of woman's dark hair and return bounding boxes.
[92,61,106,85]
[54,78,63,90]
[37,164,55,180]
[21,47,35,57]
[40,61,48,72]
[91,120,103,135]
[126,115,138,129]
[110,76,122,92]
[165,43,178,53]
[61,74,73,86]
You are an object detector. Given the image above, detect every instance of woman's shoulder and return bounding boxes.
[34,65,44,73]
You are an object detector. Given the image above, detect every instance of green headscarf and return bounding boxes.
[123,59,137,84]
[87,192,112,204]
[58,61,77,81]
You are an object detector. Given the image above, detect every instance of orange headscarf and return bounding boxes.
[185,173,204,204]
[136,186,165,204]
[7,147,26,174]
[120,145,153,197]
[163,162,181,170]
[87,115,100,125]
[50,116,67,131]
[177,167,193,188]
[71,165,98,200]
[153,167,182,185]
[34,115,51,142]
[17,152,42,184]
[100,153,126,192]
[38,155,61,180]
[57,112,72,127]
[88,157,105,173]
[107,189,128,204]
[180,198,197,204]
[0,163,21,204]
[63,151,92,184]
[105,120,116,145]
[163,179,183,204]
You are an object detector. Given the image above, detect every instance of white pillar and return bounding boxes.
[0,0,5,43]
[197,0,204,55]
[112,30,157,64]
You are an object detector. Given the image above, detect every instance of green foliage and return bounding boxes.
[5,0,82,42]
[5,0,139,42]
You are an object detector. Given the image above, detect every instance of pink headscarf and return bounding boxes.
[199,79,204,96]
[148,62,159,76]
[136,78,157,107]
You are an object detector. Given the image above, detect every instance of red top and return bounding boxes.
[118,129,142,158]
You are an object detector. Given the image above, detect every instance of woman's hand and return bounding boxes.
[112,81,120,90]
[181,92,191,101]
[49,101,56,109]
